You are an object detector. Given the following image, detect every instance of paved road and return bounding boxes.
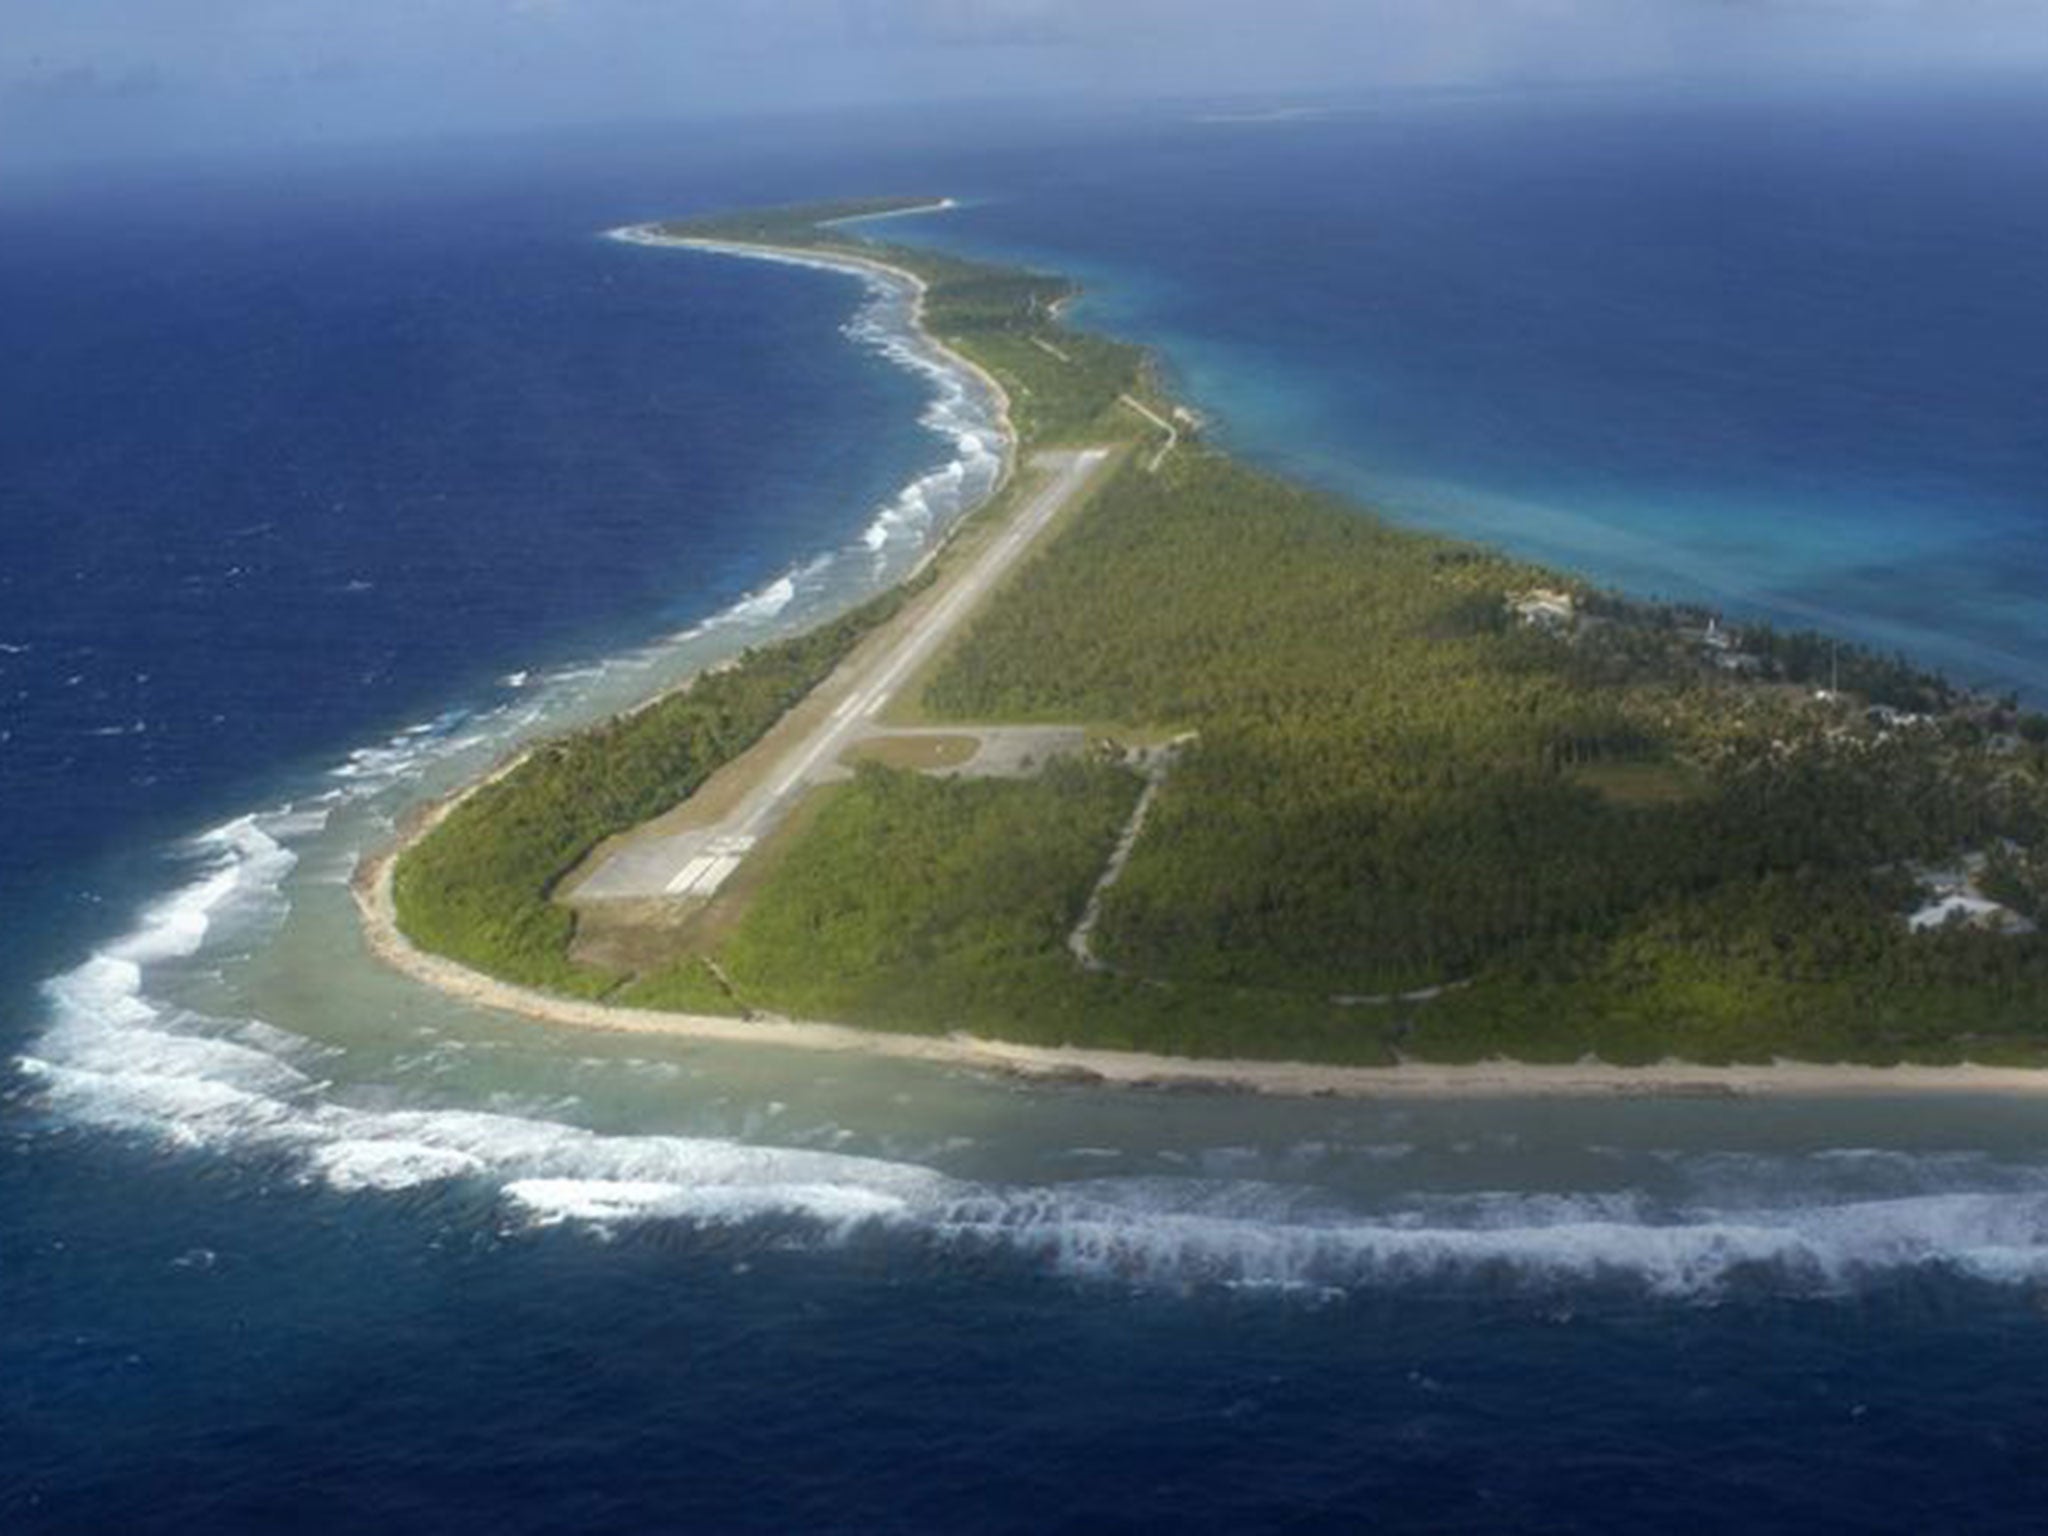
[575,447,1111,901]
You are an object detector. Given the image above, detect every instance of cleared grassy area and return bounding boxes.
[1568,760,1706,807]
[841,734,981,771]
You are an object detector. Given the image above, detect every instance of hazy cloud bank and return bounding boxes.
[7,0,2046,167]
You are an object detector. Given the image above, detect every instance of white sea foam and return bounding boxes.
[94,815,299,970]
[28,827,967,1226]
[713,573,795,627]
[504,1178,916,1229]
[838,281,1006,559]
[42,806,2048,1305]
[335,731,460,790]
[311,1139,489,1192]
[908,1180,2048,1297]
[35,951,2048,1296]
[33,861,2048,1299]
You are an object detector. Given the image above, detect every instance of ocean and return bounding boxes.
[10,91,2048,1531]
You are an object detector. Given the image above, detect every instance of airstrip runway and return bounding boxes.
[571,447,1110,902]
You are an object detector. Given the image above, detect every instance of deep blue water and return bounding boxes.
[14,1137,2048,1535]
[12,93,2048,1531]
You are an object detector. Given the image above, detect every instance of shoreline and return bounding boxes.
[606,223,1019,492]
[357,837,2048,1098]
[355,218,2048,1101]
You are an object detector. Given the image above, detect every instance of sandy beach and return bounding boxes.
[355,809,2048,1100]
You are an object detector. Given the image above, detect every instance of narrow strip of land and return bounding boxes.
[573,447,1111,902]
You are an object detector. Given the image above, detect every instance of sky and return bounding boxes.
[6,0,2048,168]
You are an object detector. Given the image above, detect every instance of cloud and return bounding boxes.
[844,0,1081,46]
[8,0,2048,170]
[6,61,166,103]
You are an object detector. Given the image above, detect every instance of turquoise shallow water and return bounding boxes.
[893,87,2048,699]
[12,94,2048,1530]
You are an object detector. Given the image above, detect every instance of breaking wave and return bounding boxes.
[25,813,2048,1302]
[839,280,1006,557]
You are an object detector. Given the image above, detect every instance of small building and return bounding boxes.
[1907,894,2037,936]
[1508,587,1576,630]
[1904,851,2037,936]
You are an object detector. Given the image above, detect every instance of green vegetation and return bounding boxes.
[631,758,1398,1062]
[1417,872,2048,1066]
[391,581,921,994]
[907,447,2048,1061]
[1567,758,1704,808]
[390,198,2048,1069]
[696,759,1138,1031]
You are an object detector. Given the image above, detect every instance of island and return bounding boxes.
[357,197,2048,1093]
